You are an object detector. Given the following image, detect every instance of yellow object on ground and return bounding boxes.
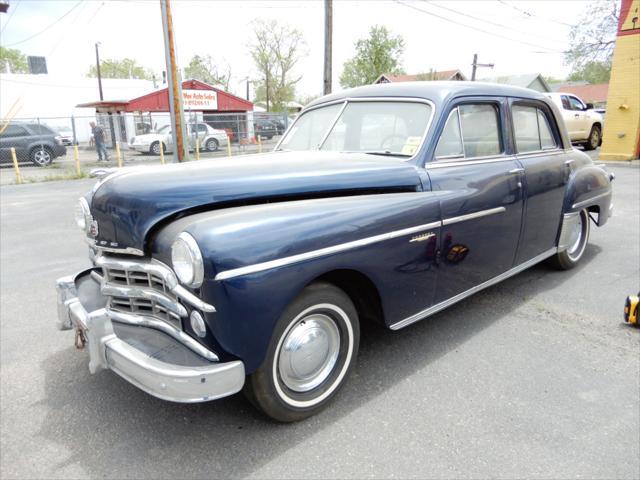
[116,142,122,168]
[600,0,640,161]
[624,292,639,325]
[74,145,81,176]
[10,147,22,184]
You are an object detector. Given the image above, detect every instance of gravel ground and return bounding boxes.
[0,161,638,479]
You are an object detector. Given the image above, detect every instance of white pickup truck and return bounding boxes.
[546,92,603,151]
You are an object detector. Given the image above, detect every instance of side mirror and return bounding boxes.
[585,103,594,110]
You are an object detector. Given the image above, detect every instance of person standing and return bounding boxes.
[90,121,110,162]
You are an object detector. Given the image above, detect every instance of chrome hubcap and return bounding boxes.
[567,212,588,260]
[278,314,340,392]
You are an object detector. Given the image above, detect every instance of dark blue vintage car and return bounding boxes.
[56,82,613,421]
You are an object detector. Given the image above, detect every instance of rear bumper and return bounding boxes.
[56,270,245,403]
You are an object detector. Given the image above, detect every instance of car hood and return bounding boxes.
[132,133,164,142]
[89,151,424,253]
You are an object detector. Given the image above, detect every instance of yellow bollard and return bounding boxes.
[159,144,165,165]
[115,142,122,168]
[10,147,22,184]
[257,135,262,154]
[196,139,200,160]
[226,135,232,157]
[73,145,81,176]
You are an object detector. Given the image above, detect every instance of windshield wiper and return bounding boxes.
[362,150,411,158]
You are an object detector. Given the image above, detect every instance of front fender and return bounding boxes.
[564,163,613,226]
[152,192,445,372]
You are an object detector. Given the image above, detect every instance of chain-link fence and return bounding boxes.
[0,111,293,185]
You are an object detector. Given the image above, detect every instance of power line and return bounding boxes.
[496,0,574,27]
[425,1,566,46]
[1,1,83,47]
[393,0,564,53]
[0,0,21,36]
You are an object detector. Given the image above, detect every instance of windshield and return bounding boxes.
[278,100,432,158]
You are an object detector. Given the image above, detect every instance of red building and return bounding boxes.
[77,80,254,145]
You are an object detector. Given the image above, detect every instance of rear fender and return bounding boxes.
[564,163,613,227]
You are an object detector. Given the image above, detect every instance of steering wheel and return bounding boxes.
[380,134,406,151]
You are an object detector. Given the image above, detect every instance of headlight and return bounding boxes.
[171,232,204,288]
[74,197,90,231]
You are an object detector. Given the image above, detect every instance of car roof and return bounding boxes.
[307,81,549,109]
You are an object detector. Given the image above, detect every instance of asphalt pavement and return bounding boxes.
[0,162,638,479]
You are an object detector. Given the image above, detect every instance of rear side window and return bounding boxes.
[513,105,558,153]
[0,125,29,137]
[435,103,501,159]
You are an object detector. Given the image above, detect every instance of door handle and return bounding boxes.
[574,114,580,118]
[508,168,524,174]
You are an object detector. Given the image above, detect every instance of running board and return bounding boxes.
[389,247,558,330]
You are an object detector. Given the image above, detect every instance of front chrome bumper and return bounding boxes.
[56,270,245,403]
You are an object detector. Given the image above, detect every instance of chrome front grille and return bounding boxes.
[93,254,219,362]
[97,256,186,330]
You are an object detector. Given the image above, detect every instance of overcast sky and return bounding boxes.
[0,0,591,99]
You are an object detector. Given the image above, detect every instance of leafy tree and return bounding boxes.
[564,0,619,79]
[567,60,611,84]
[0,47,29,74]
[184,55,231,90]
[340,25,405,88]
[87,58,153,80]
[249,20,305,112]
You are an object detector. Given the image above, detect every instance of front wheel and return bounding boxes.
[583,125,601,151]
[244,282,360,422]
[150,141,165,155]
[550,209,590,270]
[205,138,219,152]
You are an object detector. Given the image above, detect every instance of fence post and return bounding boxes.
[226,135,232,157]
[196,138,200,160]
[159,144,165,165]
[10,147,22,184]
[257,134,262,154]
[116,141,122,167]
[74,145,81,176]
[71,115,77,146]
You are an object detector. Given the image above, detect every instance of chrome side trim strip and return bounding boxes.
[516,149,565,159]
[442,206,506,226]
[87,238,145,257]
[216,220,442,281]
[107,310,219,362]
[427,155,516,169]
[572,191,610,210]
[390,247,558,330]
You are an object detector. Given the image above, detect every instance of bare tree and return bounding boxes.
[564,0,620,75]
[249,20,305,111]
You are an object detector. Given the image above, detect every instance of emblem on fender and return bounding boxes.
[410,232,435,243]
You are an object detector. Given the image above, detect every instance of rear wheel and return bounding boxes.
[30,147,53,167]
[244,282,360,422]
[550,209,590,270]
[583,125,601,151]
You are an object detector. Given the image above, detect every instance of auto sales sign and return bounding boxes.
[182,89,218,110]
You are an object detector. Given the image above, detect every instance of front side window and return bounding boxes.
[568,96,585,111]
[434,103,501,159]
[0,125,28,138]
[279,101,432,158]
[513,105,558,153]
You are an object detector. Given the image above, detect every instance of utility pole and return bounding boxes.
[471,53,494,81]
[246,76,250,101]
[266,72,270,112]
[95,42,103,100]
[323,0,333,95]
[160,0,189,162]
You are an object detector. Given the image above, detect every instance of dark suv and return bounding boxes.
[0,122,67,166]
